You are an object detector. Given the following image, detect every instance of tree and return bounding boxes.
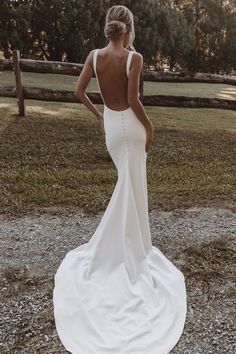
[0,0,33,58]
[174,0,236,72]
[0,0,235,72]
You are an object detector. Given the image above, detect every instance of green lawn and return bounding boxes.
[0,95,235,216]
[1,71,236,100]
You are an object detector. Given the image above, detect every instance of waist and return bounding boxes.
[104,104,133,115]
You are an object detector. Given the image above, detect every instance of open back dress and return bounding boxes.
[53,48,187,354]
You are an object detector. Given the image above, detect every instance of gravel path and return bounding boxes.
[0,206,235,353]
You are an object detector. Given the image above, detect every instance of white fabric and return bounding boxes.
[93,49,105,101]
[53,50,187,354]
[126,50,134,77]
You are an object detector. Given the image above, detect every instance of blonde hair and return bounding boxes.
[104,5,135,51]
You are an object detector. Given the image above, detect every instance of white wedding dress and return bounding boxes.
[53,49,187,354]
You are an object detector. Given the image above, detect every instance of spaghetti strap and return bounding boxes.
[126,51,134,78]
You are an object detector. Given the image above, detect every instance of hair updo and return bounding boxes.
[105,20,127,41]
[104,5,135,50]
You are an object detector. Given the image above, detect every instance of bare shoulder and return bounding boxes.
[87,49,96,59]
[132,51,143,63]
[85,49,95,59]
[86,49,96,69]
[132,51,143,59]
[131,51,143,69]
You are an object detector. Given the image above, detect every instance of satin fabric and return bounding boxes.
[53,103,187,354]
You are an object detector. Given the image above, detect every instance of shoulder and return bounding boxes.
[131,51,143,59]
[85,49,97,69]
[131,51,143,64]
[87,49,96,59]
[130,51,143,70]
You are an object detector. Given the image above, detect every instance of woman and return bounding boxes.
[53,5,187,354]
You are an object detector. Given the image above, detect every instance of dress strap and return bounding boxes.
[126,51,134,78]
[93,49,105,103]
[93,49,99,78]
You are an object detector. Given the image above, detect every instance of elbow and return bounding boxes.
[74,87,84,98]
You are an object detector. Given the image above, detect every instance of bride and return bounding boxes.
[53,4,187,354]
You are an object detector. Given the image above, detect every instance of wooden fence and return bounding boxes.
[0,50,236,116]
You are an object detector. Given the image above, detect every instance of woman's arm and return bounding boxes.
[128,53,154,152]
[74,50,104,128]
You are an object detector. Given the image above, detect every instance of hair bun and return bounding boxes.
[104,20,127,40]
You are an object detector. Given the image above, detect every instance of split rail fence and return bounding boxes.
[0,50,235,116]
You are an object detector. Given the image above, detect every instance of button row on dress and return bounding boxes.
[121,113,130,152]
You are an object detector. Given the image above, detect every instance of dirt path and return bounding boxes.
[0,207,235,353]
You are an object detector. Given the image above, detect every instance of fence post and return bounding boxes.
[12,50,25,116]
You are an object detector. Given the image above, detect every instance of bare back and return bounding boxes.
[93,48,134,111]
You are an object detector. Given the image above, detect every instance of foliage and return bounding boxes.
[0,0,235,72]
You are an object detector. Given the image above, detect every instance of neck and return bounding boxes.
[107,40,125,50]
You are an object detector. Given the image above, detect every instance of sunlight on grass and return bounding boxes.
[218,87,236,100]
[143,81,236,100]
[0,103,11,108]
[27,106,59,116]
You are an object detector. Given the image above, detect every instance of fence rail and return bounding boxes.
[0,50,236,116]
[1,57,236,84]
[1,86,235,111]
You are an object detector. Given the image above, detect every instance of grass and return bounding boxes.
[1,70,236,100]
[0,95,236,216]
[144,81,236,100]
[1,67,235,353]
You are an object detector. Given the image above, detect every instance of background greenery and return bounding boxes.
[0,0,236,73]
